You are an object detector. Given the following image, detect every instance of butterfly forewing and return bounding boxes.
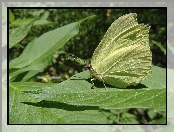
[91,13,152,88]
[91,13,139,67]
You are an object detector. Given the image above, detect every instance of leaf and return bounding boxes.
[9,10,15,23]
[10,11,55,27]
[9,82,109,124]
[9,15,96,80]
[141,65,166,88]
[9,66,166,124]
[9,15,39,49]
[10,18,56,27]
[152,40,166,55]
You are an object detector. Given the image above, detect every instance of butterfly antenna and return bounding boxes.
[68,54,87,64]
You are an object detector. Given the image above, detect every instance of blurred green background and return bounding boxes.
[9,8,166,82]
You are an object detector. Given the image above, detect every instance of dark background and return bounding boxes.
[9,8,167,82]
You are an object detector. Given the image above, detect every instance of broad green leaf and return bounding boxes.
[141,66,166,88]
[9,16,39,49]
[9,15,96,79]
[9,82,109,124]
[9,65,166,124]
[20,70,42,82]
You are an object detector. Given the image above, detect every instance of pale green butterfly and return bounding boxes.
[87,13,152,88]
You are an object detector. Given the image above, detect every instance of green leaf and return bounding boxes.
[152,40,166,55]
[141,66,166,88]
[9,15,96,80]
[10,11,55,27]
[9,65,166,124]
[10,18,56,27]
[149,117,166,124]
[9,15,39,49]
[9,10,15,23]
[9,82,109,124]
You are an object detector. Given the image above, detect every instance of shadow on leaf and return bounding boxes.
[21,100,99,111]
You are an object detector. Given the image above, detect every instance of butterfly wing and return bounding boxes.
[91,13,152,88]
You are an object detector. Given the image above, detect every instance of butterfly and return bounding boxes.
[88,13,152,88]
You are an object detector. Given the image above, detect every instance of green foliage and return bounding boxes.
[9,9,166,124]
[9,15,39,48]
[9,66,166,124]
[9,15,95,81]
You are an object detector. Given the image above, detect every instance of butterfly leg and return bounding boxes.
[100,78,108,91]
[90,72,95,89]
[98,74,107,90]
[102,79,106,88]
